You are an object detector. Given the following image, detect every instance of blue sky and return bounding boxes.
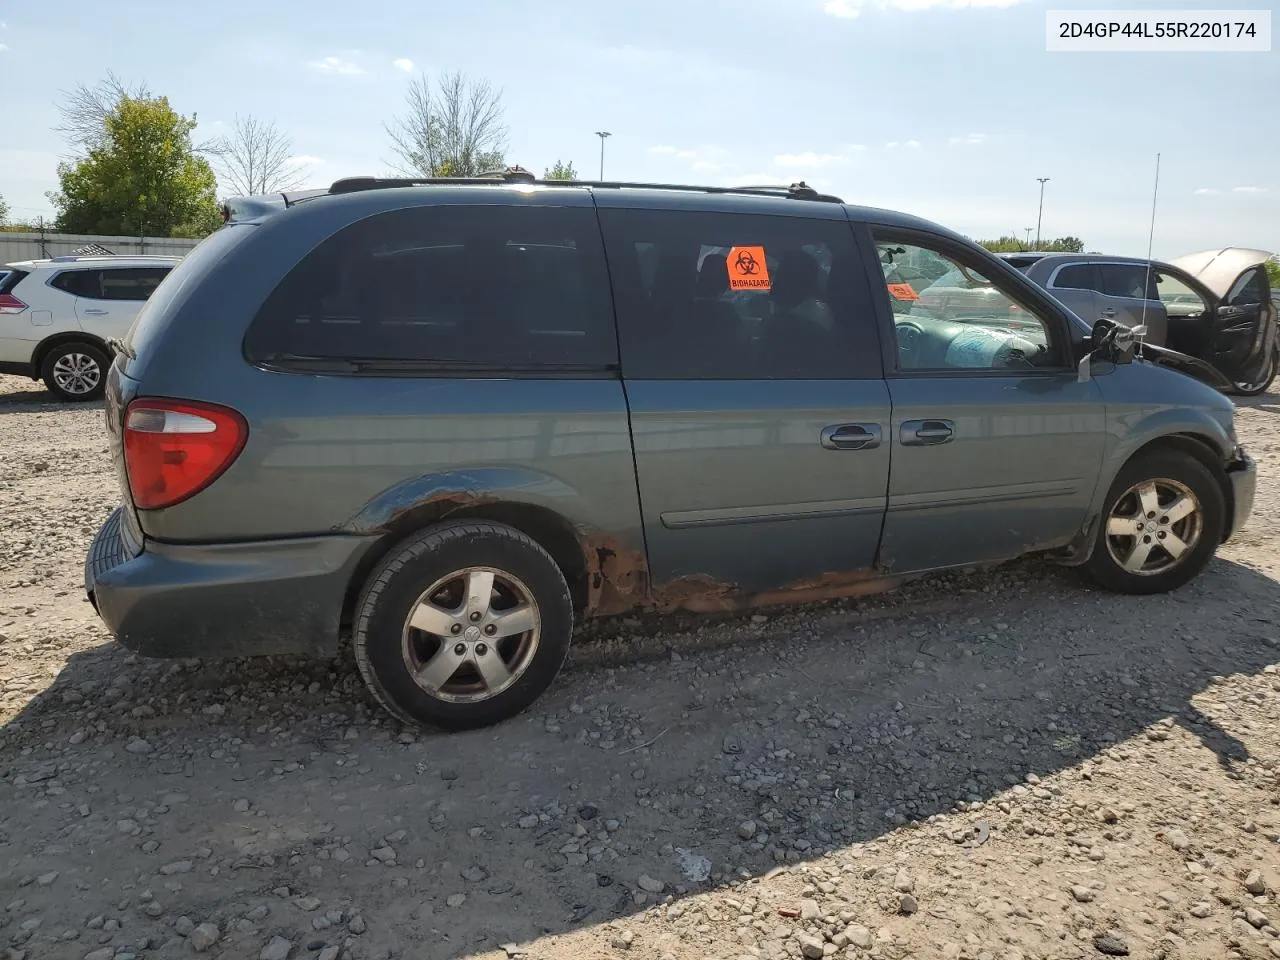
[0,0,1275,258]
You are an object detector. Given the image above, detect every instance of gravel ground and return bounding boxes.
[2,372,1280,960]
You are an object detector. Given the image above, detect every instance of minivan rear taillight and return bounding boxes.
[123,399,248,510]
[0,294,27,314]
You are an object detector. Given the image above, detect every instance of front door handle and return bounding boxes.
[1100,307,1117,317]
[81,308,108,316]
[900,419,955,446]
[820,423,882,451]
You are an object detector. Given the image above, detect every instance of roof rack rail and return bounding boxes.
[325,173,844,204]
[329,165,538,194]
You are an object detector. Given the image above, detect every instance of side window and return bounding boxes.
[1050,264,1096,291]
[1097,263,1157,301]
[245,205,617,369]
[98,268,172,301]
[1226,266,1268,307]
[599,209,880,380]
[871,233,1060,372]
[51,270,103,298]
[1153,271,1208,318]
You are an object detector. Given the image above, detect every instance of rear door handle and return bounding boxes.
[81,308,108,316]
[900,419,954,446]
[820,423,882,451]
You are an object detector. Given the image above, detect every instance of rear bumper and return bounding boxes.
[1224,449,1257,542]
[85,507,378,658]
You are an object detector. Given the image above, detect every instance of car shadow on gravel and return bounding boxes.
[0,385,98,413]
[3,556,1280,957]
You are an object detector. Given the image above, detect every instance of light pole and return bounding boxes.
[1024,227,1033,248]
[595,130,611,181]
[1034,178,1050,248]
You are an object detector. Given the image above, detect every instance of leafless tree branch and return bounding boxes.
[206,115,309,197]
[384,71,508,177]
[54,71,152,156]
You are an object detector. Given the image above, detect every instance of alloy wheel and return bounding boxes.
[52,352,102,396]
[400,566,541,703]
[1104,478,1203,577]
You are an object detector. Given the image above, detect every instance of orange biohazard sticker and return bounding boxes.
[887,282,919,301]
[727,246,771,291]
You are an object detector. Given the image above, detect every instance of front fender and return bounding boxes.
[1059,364,1236,565]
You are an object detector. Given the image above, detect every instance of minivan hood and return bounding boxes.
[1168,247,1274,299]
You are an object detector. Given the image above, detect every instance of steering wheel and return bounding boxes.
[895,320,924,368]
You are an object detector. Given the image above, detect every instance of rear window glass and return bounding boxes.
[1098,263,1158,300]
[51,270,102,298]
[99,267,171,301]
[599,209,880,380]
[244,205,618,370]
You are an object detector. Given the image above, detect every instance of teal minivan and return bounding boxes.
[85,172,1257,730]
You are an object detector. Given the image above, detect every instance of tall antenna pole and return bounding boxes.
[1138,153,1162,340]
[1034,178,1050,247]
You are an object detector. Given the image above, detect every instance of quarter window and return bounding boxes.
[871,234,1060,372]
[244,205,618,369]
[1051,264,1096,291]
[599,209,880,380]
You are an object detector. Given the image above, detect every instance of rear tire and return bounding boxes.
[353,520,574,731]
[1084,450,1224,595]
[41,341,108,402]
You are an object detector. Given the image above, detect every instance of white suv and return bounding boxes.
[0,256,180,401]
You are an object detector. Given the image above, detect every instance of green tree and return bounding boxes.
[50,95,220,238]
[978,235,1085,254]
[1265,257,1280,289]
[0,192,9,226]
[544,160,578,181]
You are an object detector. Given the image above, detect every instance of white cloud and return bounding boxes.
[823,0,861,16]
[824,0,1024,15]
[0,43,8,52]
[648,145,678,155]
[1232,186,1267,194]
[1194,187,1221,196]
[905,139,922,148]
[885,141,899,150]
[848,144,868,152]
[949,133,987,145]
[691,160,719,172]
[774,151,845,168]
[309,56,364,76]
[392,58,414,72]
[285,155,324,168]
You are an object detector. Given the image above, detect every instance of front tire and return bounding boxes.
[41,342,108,402]
[1084,450,1224,595]
[1233,347,1278,397]
[353,521,574,731]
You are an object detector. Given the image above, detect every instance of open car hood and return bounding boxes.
[1168,247,1274,299]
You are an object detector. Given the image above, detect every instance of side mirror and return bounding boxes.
[1078,318,1146,382]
